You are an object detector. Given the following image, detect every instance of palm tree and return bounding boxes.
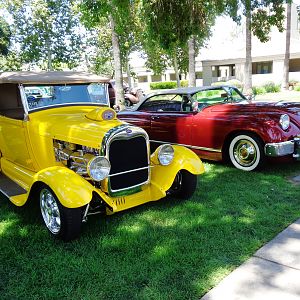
[188,36,196,87]
[282,2,292,91]
[244,10,252,93]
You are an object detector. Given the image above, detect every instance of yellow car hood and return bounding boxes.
[29,106,126,148]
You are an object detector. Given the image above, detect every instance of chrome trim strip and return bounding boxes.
[109,166,152,177]
[150,140,222,153]
[18,84,29,118]
[0,187,11,199]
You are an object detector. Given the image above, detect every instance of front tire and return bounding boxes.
[39,185,82,241]
[167,170,197,199]
[228,133,265,171]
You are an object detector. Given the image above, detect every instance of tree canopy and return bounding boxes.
[0,16,11,56]
[4,0,82,70]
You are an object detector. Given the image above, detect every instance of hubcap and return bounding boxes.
[40,188,61,234]
[233,139,257,167]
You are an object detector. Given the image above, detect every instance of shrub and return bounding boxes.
[211,81,226,87]
[211,79,243,91]
[150,81,177,90]
[263,81,280,93]
[252,86,266,95]
[226,79,243,90]
[289,80,299,87]
[294,85,300,91]
[180,80,188,87]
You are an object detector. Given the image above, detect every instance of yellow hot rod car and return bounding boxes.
[0,71,204,241]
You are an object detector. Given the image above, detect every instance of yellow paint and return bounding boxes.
[0,105,205,212]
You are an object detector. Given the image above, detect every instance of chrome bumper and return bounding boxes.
[265,137,300,159]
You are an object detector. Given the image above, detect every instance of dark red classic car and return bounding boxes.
[118,86,300,171]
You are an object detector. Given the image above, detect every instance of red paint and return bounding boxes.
[118,89,300,162]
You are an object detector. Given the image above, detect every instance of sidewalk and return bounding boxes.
[201,218,300,300]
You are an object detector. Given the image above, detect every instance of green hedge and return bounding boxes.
[252,86,266,95]
[211,79,243,90]
[294,85,300,91]
[150,80,188,90]
[263,81,280,93]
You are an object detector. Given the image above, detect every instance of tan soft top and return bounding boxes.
[0,71,110,84]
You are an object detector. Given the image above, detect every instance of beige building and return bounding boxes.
[126,3,300,90]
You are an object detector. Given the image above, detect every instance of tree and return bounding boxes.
[0,17,11,56]
[140,0,220,87]
[226,0,286,92]
[4,0,82,70]
[282,2,292,90]
[81,0,139,106]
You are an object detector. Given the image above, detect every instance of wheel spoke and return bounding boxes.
[40,188,61,235]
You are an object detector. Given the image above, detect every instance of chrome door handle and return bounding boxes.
[151,116,160,120]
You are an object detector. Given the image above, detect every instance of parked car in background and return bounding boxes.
[118,86,300,171]
[0,71,204,241]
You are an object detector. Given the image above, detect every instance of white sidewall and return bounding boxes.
[229,135,261,171]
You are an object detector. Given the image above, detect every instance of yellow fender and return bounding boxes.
[150,145,205,196]
[32,166,95,208]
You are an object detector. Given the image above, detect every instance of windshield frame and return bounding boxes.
[20,82,110,114]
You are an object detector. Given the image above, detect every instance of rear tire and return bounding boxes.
[39,185,82,241]
[167,170,197,199]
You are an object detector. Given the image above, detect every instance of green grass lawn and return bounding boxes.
[1,162,300,300]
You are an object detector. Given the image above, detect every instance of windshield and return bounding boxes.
[24,83,109,111]
[192,87,246,107]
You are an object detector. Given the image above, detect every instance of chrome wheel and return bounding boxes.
[40,188,61,235]
[233,139,256,167]
[229,134,263,171]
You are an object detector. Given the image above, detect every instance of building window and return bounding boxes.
[289,59,300,72]
[196,72,203,79]
[252,61,273,74]
[138,76,148,83]
[170,73,176,81]
[151,75,161,82]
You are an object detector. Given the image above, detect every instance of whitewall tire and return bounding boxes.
[228,134,264,171]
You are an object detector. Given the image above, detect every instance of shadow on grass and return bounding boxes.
[0,162,300,300]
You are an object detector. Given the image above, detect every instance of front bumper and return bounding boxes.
[265,137,300,160]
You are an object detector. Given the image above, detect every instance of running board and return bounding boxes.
[0,173,27,198]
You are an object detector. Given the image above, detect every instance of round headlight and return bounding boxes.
[87,156,111,181]
[279,114,290,130]
[158,144,174,166]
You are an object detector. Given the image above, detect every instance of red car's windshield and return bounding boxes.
[192,87,246,106]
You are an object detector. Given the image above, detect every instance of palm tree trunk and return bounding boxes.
[109,10,124,107]
[188,36,196,87]
[282,3,291,90]
[244,11,252,93]
[125,52,132,90]
[174,54,180,87]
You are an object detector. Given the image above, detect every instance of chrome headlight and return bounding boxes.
[158,144,174,166]
[279,114,290,130]
[87,156,111,181]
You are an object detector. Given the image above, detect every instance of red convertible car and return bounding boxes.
[118,86,300,171]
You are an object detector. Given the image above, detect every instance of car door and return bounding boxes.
[0,83,35,170]
[138,94,195,146]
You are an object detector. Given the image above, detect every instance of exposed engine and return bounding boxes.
[53,139,99,178]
